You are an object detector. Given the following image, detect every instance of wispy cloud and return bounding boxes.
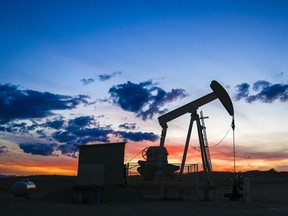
[81,78,95,85]
[234,80,288,103]
[118,123,136,130]
[109,80,188,120]
[81,71,122,85]
[0,146,8,153]
[98,71,122,81]
[210,143,288,162]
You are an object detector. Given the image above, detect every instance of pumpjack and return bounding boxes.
[137,80,234,181]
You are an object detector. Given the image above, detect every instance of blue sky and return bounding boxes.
[1,0,288,175]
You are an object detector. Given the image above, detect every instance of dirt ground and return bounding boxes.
[1,171,288,216]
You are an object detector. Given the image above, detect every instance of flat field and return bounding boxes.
[1,171,288,216]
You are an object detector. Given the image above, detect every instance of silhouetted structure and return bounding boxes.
[77,142,126,186]
[138,80,234,185]
[74,142,126,204]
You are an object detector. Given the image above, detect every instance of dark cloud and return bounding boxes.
[0,145,8,153]
[52,131,78,143]
[0,126,12,133]
[0,120,41,135]
[74,128,112,143]
[41,127,158,157]
[234,81,288,103]
[36,129,47,139]
[0,121,27,134]
[109,80,187,120]
[114,131,159,142]
[27,121,39,131]
[57,142,78,158]
[76,136,109,144]
[234,83,250,101]
[3,126,13,133]
[11,122,26,128]
[0,83,162,158]
[0,84,90,123]
[109,81,151,113]
[98,71,122,81]
[140,87,188,120]
[56,117,113,144]
[43,118,65,130]
[68,116,95,128]
[81,78,95,85]
[19,143,57,156]
[118,123,136,130]
[15,123,158,157]
[252,80,270,91]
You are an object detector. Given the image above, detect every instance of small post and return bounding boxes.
[243,177,249,202]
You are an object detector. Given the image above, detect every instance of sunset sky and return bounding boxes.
[1,0,288,176]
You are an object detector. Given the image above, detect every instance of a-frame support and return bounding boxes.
[179,110,212,179]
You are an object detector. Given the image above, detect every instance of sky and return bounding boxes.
[1,0,288,176]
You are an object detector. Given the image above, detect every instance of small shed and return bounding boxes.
[77,142,126,186]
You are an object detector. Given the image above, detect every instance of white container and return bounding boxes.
[11,178,36,197]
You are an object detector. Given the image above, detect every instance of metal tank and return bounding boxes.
[137,146,179,181]
[11,178,36,197]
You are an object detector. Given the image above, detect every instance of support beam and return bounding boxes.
[196,116,211,173]
[179,113,196,177]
